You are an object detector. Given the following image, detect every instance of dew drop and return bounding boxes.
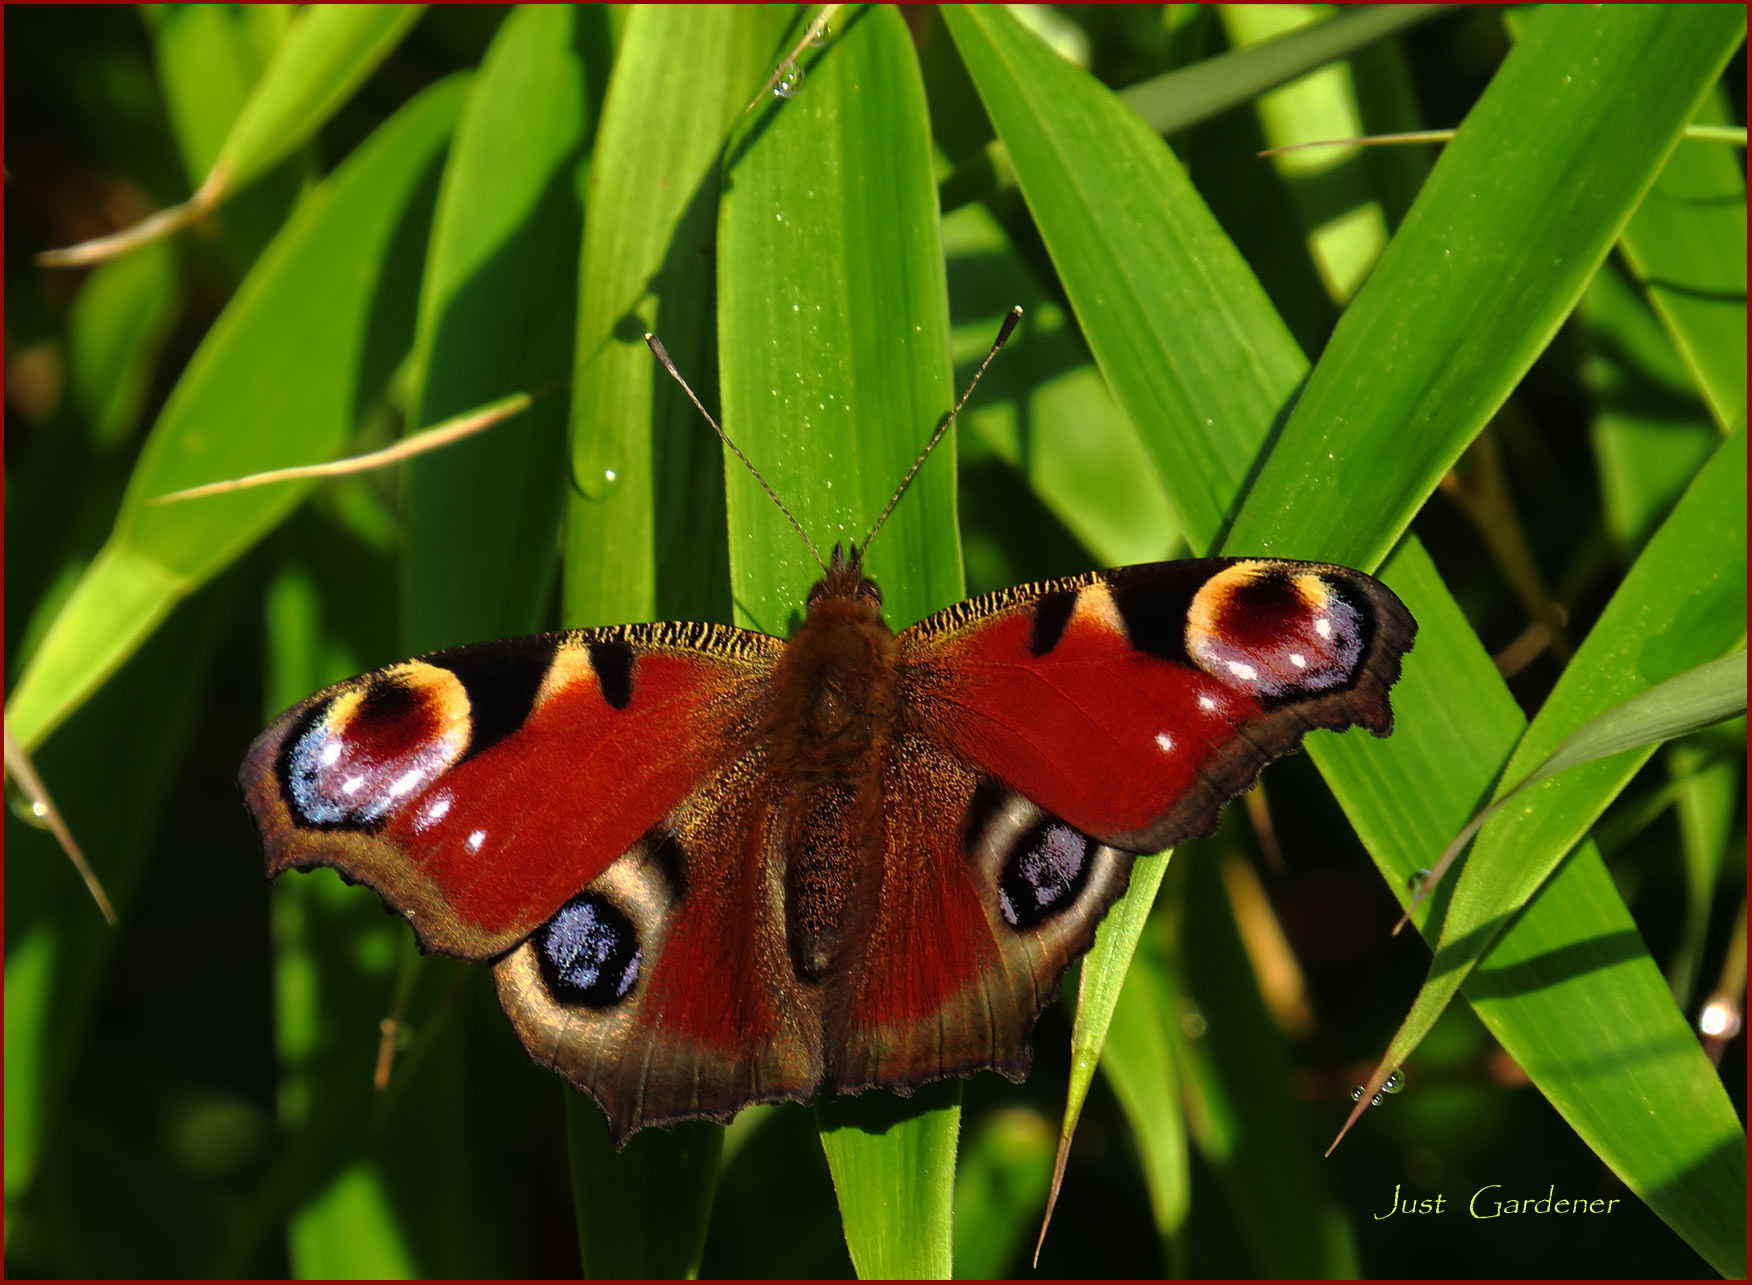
[1406,868,1433,896]
[574,460,624,501]
[6,777,53,830]
[809,24,831,47]
[775,64,804,98]
[1382,1068,1405,1095]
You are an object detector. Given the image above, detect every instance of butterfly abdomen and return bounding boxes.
[760,583,905,980]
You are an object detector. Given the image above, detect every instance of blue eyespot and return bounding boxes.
[537,894,641,1008]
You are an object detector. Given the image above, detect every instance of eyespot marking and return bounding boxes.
[536,893,643,1008]
[278,664,468,830]
[998,819,1096,929]
[438,635,556,760]
[1186,563,1368,699]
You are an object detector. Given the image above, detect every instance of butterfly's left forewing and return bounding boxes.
[240,623,781,957]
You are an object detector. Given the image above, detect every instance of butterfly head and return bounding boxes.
[807,542,884,616]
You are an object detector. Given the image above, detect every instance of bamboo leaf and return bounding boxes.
[720,8,959,1277]
[6,77,465,752]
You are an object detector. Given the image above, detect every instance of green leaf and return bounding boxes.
[1217,3,1391,304]
[567,1111,722,1280]
[1618,90,1747,429]
[206,4,425,199]
[1410,648,1747,908]
[565,5,790,627]
[945,2,1305,554]
[5,76,465,752]
[950,1107,1055,1280]
[1119,3,1445,139]
[1582,258,1721,553]
[945,7,1354,1270]
[143,2,290,184]
[951,3,1749,1275]
[1225,3,1747,569]
[63,239,184,450]
[402,4,601,653]
[1092,916,1188,1271]
[719,8,960,1277]
[4,585,233,1207]
[941,203,1179,571]
[1348,426,1747,1168]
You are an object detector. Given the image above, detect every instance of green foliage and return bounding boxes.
[5,5,1744,1278]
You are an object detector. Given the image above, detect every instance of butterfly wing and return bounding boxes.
[241,621,848,1142]
[827,558,1414,1092]
[899,558,1415,850]
[239,622,781,958]
[493,746,828,1139]
[827,732,1135,1097]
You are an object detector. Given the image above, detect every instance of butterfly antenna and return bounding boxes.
[859,305,1022,561]
[644,333,825,571]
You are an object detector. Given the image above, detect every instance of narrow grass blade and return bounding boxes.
[38,5,424,266]
[1224,4,1747,571]
[720,8,960,1277]
[566,6,791,628]
[5,77,465,752]
[944,4,1306,551]
[939,5,1446,218]
[1218,3,1390,304]
[1,726,118,926]
[1092,919,1189,1274]
[1040,855,1169,1255]
[63,241,184,450]
[401,4,602,653]
[1413,650,1747,914]
[1619,86,1748,430]
[1339,424,1747,1153]
[953,3,1749,1274]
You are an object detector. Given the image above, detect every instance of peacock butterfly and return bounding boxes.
[239,322,1416,1145]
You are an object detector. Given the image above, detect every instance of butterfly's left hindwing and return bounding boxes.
[492,750,829,1139]
[239,624,781,958]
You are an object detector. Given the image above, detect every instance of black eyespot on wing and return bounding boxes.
[998,819,1096,929]
[536,893,642,1008]
[587,640,635,711]
[1029,589,1077,656]
[439,635,557,759]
